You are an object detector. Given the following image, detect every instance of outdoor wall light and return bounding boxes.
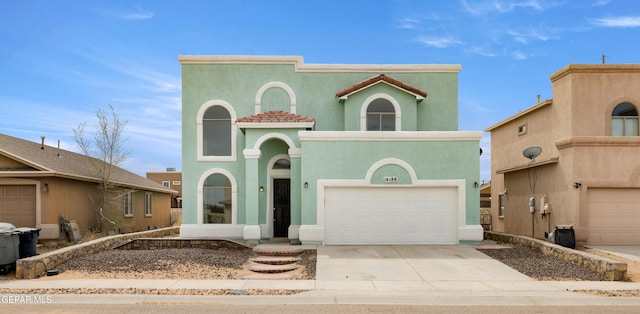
[474,182,479,188]
[573,182,582,189]
[259,186,264,192]
[304,182,308,188]
[42,183,49,193]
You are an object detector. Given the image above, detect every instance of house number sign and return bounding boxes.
[383,176,398,183]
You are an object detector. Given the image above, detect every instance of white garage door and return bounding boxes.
[324,186,458,245]
[586,188,640,245]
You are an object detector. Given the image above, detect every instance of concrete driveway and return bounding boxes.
[316,245,531,282]
[587,246,640,263]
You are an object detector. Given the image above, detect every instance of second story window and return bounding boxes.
[366,99,395,131]
[203,106,232,156]
[612,102,639,136]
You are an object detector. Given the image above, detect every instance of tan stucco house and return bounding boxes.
[486,64,640,245]
[146,169,183,209]
[0,134,176,240]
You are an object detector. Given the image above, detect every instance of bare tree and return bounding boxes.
[73,104,130,232]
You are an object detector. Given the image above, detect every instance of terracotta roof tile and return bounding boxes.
[237,111,316,123]
[336,74,428,98]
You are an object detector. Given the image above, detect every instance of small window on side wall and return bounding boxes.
[124,192,133,217]
[612,102,639,136]
[518,123,527,135]
[145,192,153,217]
[498,194,505,217]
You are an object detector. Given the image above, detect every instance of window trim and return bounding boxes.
[162,181,170,188]
[144,192,153,217]
[124,191,133,217]
[196,100,237,161]
[360,93,401,131]
[197,168,238,224]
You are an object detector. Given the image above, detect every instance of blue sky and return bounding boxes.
[1,0,639,182]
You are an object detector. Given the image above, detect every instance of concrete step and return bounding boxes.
[236,273,297,280]
[252,247,305,257]
[245,263,301,273]
[250,256,301,265]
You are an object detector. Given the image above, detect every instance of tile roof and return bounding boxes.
[0,133,174,194]
[336,74,428,98]
[237,110,316,123]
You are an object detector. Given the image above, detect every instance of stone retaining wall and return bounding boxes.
[15,226,179,279]
[485,231,627,281]
[114,238,250,250]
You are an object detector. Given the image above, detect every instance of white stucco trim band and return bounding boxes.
[178,56,461,73]
[298,131,483,141]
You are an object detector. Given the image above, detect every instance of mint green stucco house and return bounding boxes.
[179,56,483,245]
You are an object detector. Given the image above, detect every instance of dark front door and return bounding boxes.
[273,178,290,237]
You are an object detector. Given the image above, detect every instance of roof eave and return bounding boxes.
[485,99,553,132]
[237,122,316,129]
[337,81,427,101]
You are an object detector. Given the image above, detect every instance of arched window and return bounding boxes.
[273,158,290,169]
[366,99,395,131]
[203,174,231,224]
[612,102,639,136]
[203,106,231,156]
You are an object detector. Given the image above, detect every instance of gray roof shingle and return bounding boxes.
[0,134,174,194]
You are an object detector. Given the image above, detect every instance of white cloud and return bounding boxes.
[120,5,154,20]
[397,18,421,29]
[506,29,550,44]
[590,16,640,28]
[592,0,611,6]
[511,50,528,60]
[101,5,154,21]
[471,46,498,57]
[417,36,463,48]
[461,0,562,15]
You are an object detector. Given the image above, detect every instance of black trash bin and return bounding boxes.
[15,227,41,258]
[0,229,20,274]
[552,225,576,249]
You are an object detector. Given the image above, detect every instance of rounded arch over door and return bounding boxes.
[245,132,301,157]
[255,81,297,114]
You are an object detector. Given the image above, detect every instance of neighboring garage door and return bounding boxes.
[324,186,458,245]
[0,185,36,227]
[586,188,640,245]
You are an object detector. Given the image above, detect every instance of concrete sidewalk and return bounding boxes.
[2,278,640,306]
[2,244,640,305]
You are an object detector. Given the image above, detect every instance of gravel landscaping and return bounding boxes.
[476,246,609,281]
[1,241,638,297]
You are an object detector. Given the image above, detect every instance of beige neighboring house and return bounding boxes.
[486,64,640,245]
[146,169,182,209]
[0,133,176,240]
[479,183,491,231]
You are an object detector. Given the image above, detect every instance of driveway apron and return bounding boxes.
[316,245,532,282]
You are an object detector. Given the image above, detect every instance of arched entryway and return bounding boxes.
[267,154,291,238]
